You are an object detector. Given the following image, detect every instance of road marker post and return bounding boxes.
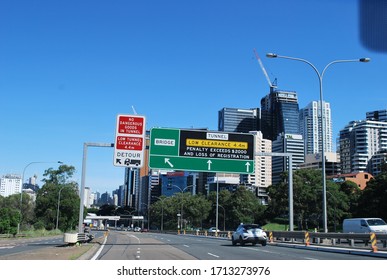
[269,232,274,243]
[370,232,378,252]
[305,231,310,246]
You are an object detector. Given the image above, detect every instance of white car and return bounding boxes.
[208,227,220,233]
[231,223,267,246]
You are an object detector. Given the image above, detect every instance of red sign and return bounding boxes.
[117,116,145,135]
[116,136,143,151]
[114,114,146,168]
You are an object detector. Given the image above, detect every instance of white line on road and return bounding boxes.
[183,245,190,248]
[207,252,220,258]
[91,235,107,260]
[130,235,141,244]
[0,246,15,249]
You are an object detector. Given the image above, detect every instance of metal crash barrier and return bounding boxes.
[162,229,387,251]
[266,231,387,250]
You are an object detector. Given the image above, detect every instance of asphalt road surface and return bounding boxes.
[93,230,386,260]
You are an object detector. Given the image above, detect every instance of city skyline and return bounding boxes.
[1,0,386,193]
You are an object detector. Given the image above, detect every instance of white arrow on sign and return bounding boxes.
[207,160,212,170]
[245,162,251,173]
[165,158,174,168]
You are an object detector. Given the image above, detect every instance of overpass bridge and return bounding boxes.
[84,215,144,230]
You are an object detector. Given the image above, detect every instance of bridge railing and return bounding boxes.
[266,231,387,249]
[162,229,387,251]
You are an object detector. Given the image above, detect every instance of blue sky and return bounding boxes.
[1,0,386,194]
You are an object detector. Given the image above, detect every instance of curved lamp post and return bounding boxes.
[266,53,370,232]
[213,204,226,231]
[168,184,193,230]
[152,196,167,231]
[141,202,150,230]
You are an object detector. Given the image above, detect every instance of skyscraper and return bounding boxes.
[366,109,387,122]
[261,89,300,141]
[218,107,260,133]
[261,89,304,184]
[339,119,387,174]
[248,131,272,204]
[0,174,22,197]
[272,133,305,184]
[299,100,333,155]
[217,107,260,187]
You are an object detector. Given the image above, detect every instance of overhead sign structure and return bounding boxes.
[149,128,255,173]
[113,114,146,168]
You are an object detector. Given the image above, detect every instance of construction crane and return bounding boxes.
[253,48,277,89]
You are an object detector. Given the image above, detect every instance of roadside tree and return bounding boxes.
[35,165,79,231]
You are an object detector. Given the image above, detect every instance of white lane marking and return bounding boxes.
[130,235,141,244]
[136,249,141,259]
[240,246,318,260]
[91,235,108,260]
[0,246,15,249]
[130,237,141,260]
[207,252,220,258]
[183,245,190,248]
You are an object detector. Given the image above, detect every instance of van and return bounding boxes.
[342,218,387,233]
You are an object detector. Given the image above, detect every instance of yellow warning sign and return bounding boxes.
[186,139,248,149]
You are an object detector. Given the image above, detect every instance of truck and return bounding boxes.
[342,218,387,233]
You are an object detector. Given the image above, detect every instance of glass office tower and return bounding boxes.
[261,89,300,141]
[218,107,260,133]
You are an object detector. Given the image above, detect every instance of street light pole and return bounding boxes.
[168,184,193,230]
[56,186,65,230]
[218,204,226,231]
[141,202,150,231]
[153,196,166,231]
[266,53,370,232]
[19,160,63,234]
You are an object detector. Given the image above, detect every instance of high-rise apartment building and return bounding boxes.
[366,109,387,122]
[299,100,333,155]
[247,131,272,204]
[272,133,305,185]
[218,107,260,133]
[261,89,300,141]
[339,119,387,174]
[0,174,22,197]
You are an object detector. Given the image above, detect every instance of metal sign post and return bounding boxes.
[256,152,293,231]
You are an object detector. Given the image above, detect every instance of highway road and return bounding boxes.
[0,235,65,257]
[0,232,105,259]
[94,230,386,260]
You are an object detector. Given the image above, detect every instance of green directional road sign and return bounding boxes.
[149,128,255,173]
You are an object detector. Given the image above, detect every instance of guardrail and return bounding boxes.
[267,231,387,249]
[167,229,387,251]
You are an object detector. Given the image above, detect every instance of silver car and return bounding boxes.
[231,223,267,246]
